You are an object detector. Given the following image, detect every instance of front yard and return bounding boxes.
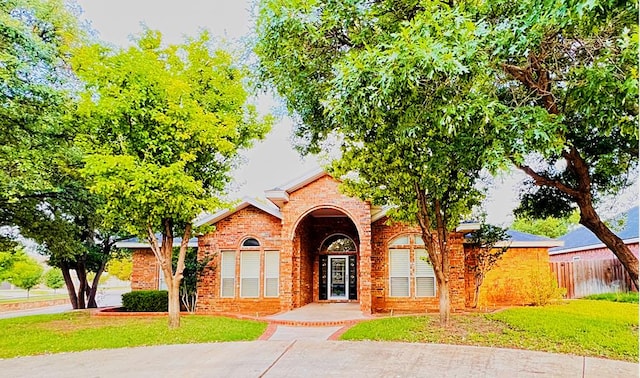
[341,299,638,362]
[0,312,267,358]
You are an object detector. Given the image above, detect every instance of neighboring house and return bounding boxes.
[125,169,561,315]
[549,206,639,262]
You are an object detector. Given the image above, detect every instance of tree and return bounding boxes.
[8,256,43,297]
[173,248,214,313]
[43,268,65,292]
[0,0,120,309]
[484,0,638,285]
[0,0,83,209]
[466,224,509,308]
[256,0,503,325]
[106,256,133,281]
[511,211,580,239]
[0,248,29,283]
[74,30,270,328]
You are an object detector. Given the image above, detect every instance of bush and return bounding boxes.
[121,290,168,312]
[523,270,566,306]
[583,292,639,303]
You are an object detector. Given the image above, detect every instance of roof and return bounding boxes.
[498,230,563,248]
[194,196,282,227]
[265,167,328,208]
[550,206,639,254]
[115,234,199,249]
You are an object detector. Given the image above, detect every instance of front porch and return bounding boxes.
[266,302,372,327]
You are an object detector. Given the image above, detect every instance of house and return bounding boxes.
[125,169,562,315]
[549,206,639,262]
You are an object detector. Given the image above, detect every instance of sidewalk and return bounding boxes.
[0,340,635,377]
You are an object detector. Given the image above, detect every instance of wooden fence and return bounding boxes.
[550,259,635,299]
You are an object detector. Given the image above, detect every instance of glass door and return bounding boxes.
[329,256,348,299]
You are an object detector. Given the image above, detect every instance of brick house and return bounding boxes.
[125,169,562,315]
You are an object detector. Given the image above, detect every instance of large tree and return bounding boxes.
[257,0,639,290]
[74,30,270,328]
[0,0,123,308]
[484,0,638,285]
[256,0,503,325]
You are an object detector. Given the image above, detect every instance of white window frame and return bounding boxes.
[415,249,436,297]
[220,251,236,298]
[240,251,260,298]
[389,248,410,297]
[264,250,280,297]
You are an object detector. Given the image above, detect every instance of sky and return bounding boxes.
[71,0,638,226]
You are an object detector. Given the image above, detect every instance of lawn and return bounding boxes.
[0,312,267,358]
[341,300,638,362]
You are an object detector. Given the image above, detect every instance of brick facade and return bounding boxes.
[130,172,556,315]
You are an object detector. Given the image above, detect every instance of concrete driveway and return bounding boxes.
[0,340,636,378]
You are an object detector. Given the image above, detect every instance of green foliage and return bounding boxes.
[0,312,267,358]
[342,300,638,361]
[74,29,271,238]
[122,290,168,312]
[522,270,566,306]
[172,248,214,312]
[106,256,133,281]
[43,268,64,290]
[584,292,639,303]
[8,256,43,296]
[511,211,580,239]
[0,248,28,282]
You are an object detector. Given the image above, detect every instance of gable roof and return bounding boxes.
[499,230,563,248]
[265,167,327,207]
[550,206,639,254]
[193,196,282,227]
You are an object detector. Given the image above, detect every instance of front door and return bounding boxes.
[329,256,348,299]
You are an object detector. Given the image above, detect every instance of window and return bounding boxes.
[242,238,260,247]
[321,234,356,252]
[388,234,436,298]
[389,249,410,296]
[264,251,279,297]
[240,251,260,297]
[220,251,236,297]
[415,249,436,297]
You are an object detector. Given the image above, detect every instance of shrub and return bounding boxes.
[122,290,168,312]
[583,292,639,303]
[523,270,566,306]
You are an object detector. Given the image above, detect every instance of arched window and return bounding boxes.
[388,234,436,298]
[321,234,356,252]
[242,238,260,247]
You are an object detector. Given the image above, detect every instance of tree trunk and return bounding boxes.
[75,263,87,309]
[168,279,181,328]
[87,261,106,308]
[472,275,483,308]
[577,200,639,288]
[438,279,450,326]
[60,265,78,309]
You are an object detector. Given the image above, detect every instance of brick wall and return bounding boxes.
[371,218,466,314]
[470,246,553,307]
[280,174,373,313]
[196,205,283,316]
[131,249,159,290]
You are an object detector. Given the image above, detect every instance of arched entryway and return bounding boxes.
[291,207,360,308]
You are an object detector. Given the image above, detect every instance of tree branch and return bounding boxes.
[515,162,582,199]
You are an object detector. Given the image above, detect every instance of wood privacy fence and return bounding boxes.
[550,259,635,298]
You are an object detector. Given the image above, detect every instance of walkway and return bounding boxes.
[259,302,369,341]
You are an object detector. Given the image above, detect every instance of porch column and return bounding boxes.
[359,223,372,314]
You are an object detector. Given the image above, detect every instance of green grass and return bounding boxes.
[341,300,638,362]
[0,312,267,358]
[583,292,638,303]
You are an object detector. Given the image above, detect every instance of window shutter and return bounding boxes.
[415,249,436,297]
[240,251,260,297]
[220,251,235,297]
[389,249,410,297]
[264,251,279,297]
